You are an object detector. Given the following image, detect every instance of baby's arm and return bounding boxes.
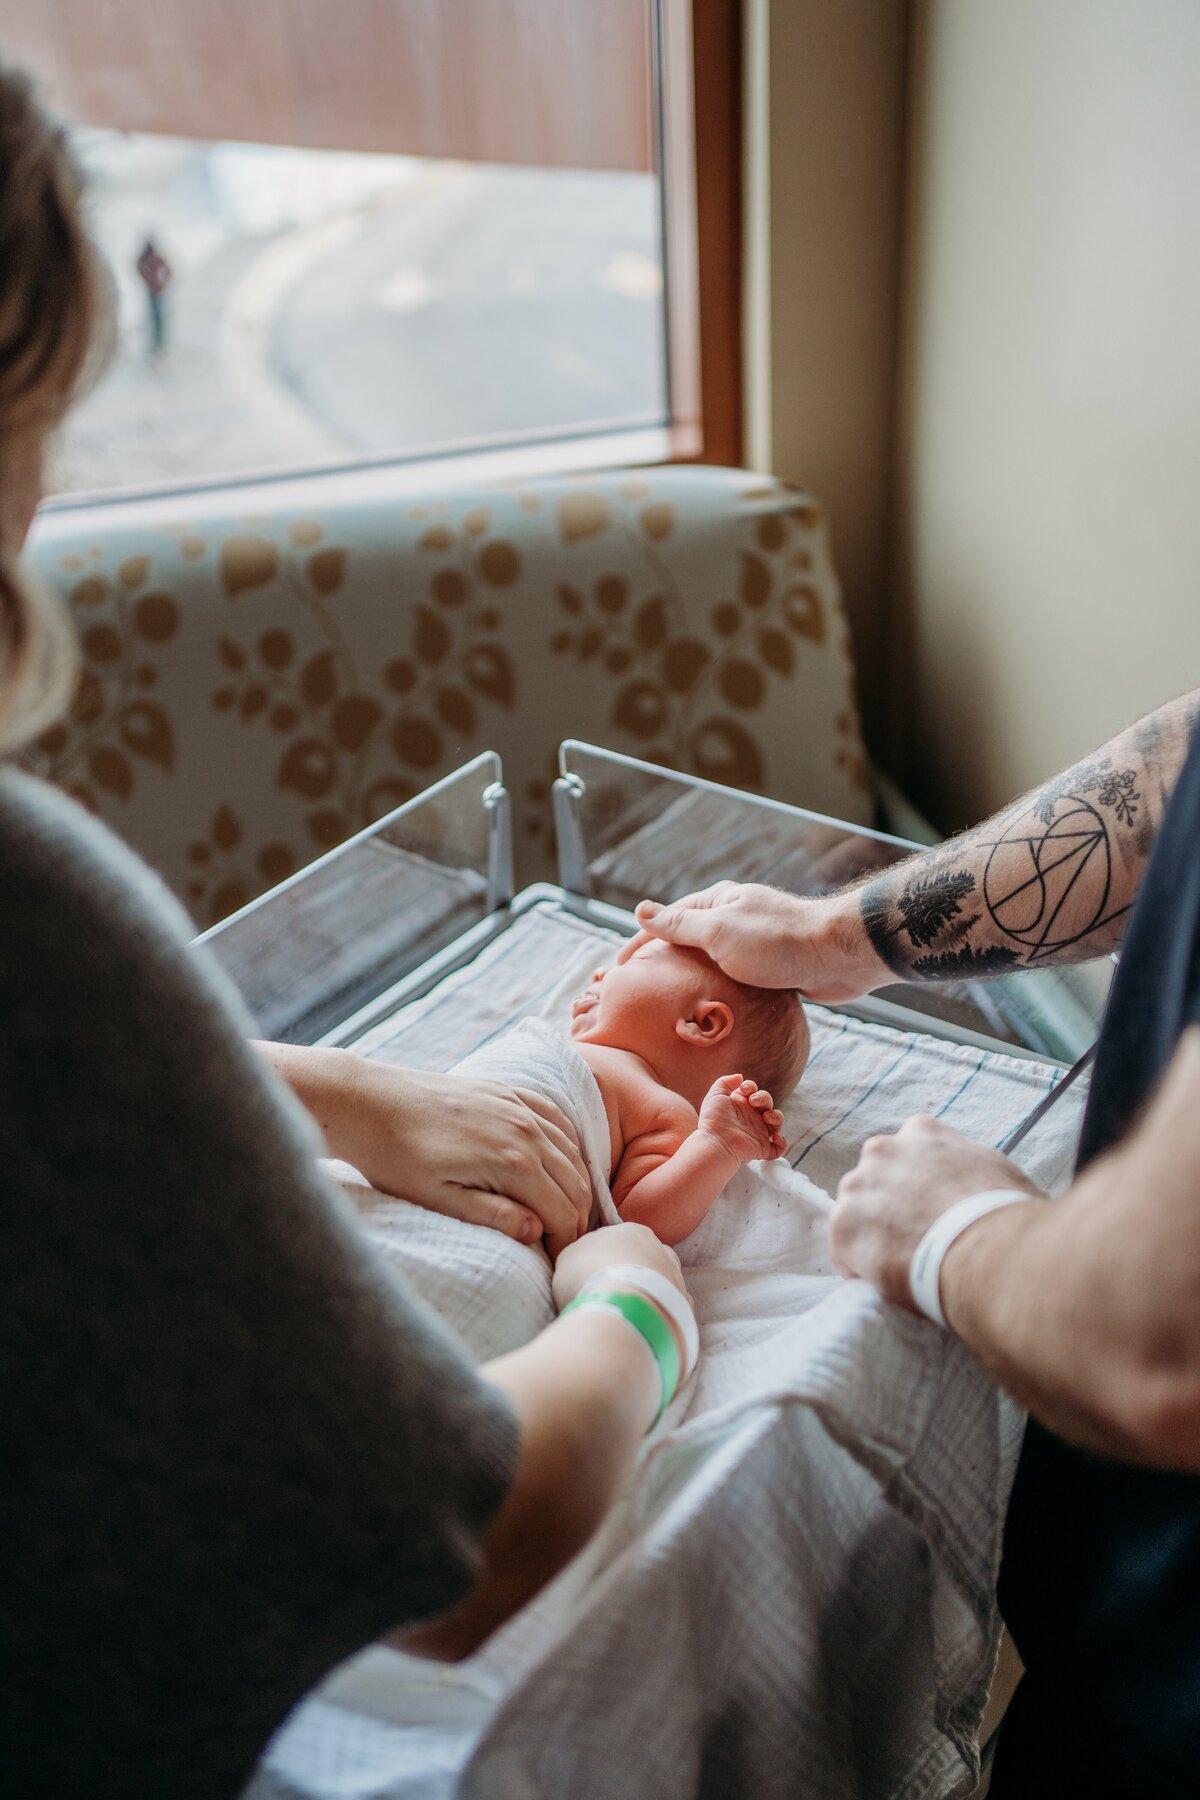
[613,1077,787,1247]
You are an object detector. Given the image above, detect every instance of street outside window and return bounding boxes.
[6,0,680,499]
[55,130,667,496]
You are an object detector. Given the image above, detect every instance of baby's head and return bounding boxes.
[570,938,809,1106]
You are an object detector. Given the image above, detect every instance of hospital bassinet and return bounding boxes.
[199,743,1104,1800]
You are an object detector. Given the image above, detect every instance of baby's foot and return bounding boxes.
[698,1075,788,1165]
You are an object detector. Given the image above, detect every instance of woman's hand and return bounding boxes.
[259,1045,592,1257]
[553,1221,692,1350]
[624,880,886,1003]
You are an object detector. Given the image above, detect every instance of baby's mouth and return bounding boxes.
[570,990,599,1020]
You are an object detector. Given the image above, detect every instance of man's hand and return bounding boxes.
[623,881,887,1002]
[698,1074,788,1164]
[831,1114,1046,1310]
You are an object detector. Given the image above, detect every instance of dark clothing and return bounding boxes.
[0,771,518,1798]
[136,243,171,355]
[995,726,1200,1798]
[135,242,171,297]
[147,287,166,354]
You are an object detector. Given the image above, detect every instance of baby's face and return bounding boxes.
[569,939,708,1050]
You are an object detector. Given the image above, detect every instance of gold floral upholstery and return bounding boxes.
[24,467,869,926]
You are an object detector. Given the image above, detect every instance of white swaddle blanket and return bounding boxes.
[455,1017,622,1233]
[251,902,1088,1800]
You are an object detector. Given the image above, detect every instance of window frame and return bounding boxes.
[39,0,742,520]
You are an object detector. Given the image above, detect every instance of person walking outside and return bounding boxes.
[135,233,172,360]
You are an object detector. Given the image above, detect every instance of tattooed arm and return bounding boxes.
[627,690,1200,1001]
[856,691,1198,985]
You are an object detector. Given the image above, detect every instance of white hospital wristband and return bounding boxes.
[909,1189,1044,1330]
[582,1264,700,1381]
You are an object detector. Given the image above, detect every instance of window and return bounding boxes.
[7,0,740,498]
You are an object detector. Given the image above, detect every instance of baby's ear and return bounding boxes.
[675,999,735,1047]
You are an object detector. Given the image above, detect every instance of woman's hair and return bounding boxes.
[0,62,112,754]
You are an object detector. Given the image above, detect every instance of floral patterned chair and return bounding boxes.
[23,465,869,926]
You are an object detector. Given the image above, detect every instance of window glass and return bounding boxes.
[5,0,672,496]
[54,129,667,497]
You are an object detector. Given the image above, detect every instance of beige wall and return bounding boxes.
[745,0,910,757]
[894,0,1200,831]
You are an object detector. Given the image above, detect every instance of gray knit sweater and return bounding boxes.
[0,770,518,1797]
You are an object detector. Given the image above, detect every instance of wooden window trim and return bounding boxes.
[663,0,743,470]
[39,423,703,522]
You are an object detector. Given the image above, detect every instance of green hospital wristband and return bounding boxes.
[560,1288,682,1424]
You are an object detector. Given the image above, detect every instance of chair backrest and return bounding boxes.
[24,464,869,926]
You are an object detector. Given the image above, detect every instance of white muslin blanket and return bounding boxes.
[249,902,1088,1800]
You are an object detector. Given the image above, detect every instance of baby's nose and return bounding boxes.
[591,967,607,984]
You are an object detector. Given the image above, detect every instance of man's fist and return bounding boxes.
[831,1114,1045,1309]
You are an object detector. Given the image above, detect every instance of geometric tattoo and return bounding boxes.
[979,796,1130,962]
[860,754,1142,980]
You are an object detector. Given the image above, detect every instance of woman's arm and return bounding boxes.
[395,1224,692,1659]
[397,1311,660,1659]
[1,773,529,1791]
[627,689,1200,1001]
[831,1029,1200,1469]
[258,1041,592,1257]
[3,774,698,1789]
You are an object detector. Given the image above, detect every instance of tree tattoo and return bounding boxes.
[910,943,1021,979]
[895,868,976,947]
[862,864,985,976]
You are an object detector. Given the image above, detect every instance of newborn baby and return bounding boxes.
[342,939,807,1261]
[334,937,809,1364]
[566,938,809,1245]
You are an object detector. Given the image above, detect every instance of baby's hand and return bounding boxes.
[698,1075,788,1166]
